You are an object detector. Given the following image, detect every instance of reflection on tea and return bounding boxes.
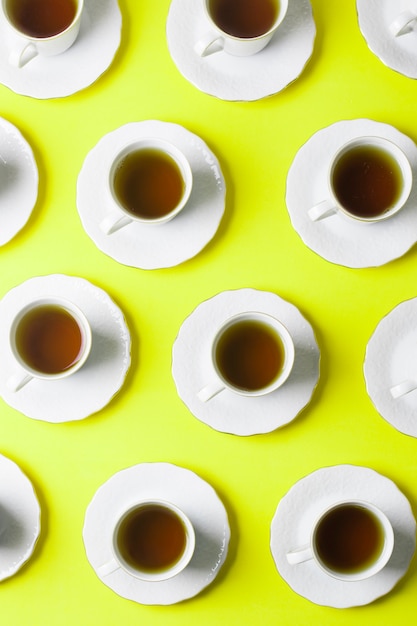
[113,148,185,219]
[6,0,77,38]
[208,0,279,38]
[315,504,385,574]
[116,504,188,573]
[215,319,285,391]
[333,146,402,218]
[15,304,84,374]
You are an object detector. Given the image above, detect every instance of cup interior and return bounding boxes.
[205,0,288,40]
[112,500,195,581]
[3,0,83,40]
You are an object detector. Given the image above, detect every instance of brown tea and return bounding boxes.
[116,505,187,573]
[333,145,402,218]
[315,504,385,574]
[6,0,77,38]
[215,319,285,391]
[15,304,83,375]
[208,0,279,38]
[113,148,185,219]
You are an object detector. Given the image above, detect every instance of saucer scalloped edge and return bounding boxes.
[77,120,226,269]
[83,462,231,605]
[0,453,41,581]
[172,288,320,436]
[0,117,38,246]
[0,274,131,422]
[270,464,416,608]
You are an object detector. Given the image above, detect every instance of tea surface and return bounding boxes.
[113,148,185,219]
[215,319,284,391]
[117,505,187,573]
[209,0,278,38]
[15,304,83,374]
[333,146,402,218]
[315,504,385,574]
[7,0,77,38]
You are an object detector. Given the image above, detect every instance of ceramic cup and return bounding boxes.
[2,0,84,68]
[97,499,196,582]
[7,296,92,392]
[197,311,295,402]
[390,10,417,37]
[99,138,193,236]
[286,500,394,582]
[194,0,289,57]
[308,136,413,223]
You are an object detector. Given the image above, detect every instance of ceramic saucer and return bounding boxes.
[166,0,316,101]
[0,453,41,581]
[0,274,131,423]
[286,119,417,268]
[77,120,226,269]
[172,289,320,436]
[83,462,230,605]
[0,0,121,99]
[364,296,417,438]
[0,117,38,246]
[357,0,417,79]
[271,464,416,608]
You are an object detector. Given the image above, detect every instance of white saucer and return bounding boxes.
[357,0,417,79]
[172,289,320,436]
[0,453,41,581]
[83,462,230,605]
[0,274,131,423]
[0,0,121,99]
[0,117,38,246]
[166,0,316,101]
[286,119,417,268]
[77,121,226,269]
[364,296,417,438]
[271,464,416,608]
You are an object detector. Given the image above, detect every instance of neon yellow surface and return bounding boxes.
[1,1,417,624]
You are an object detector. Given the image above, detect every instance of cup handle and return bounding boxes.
[194,32,225,57]
[390,10,417,37]
[97,558,120,577]
[9,42,39,68]
[286,545,313,565]
[308,199,337,222]
[390,379,417,399]
[99,212,133,235]
[197,381,226,402]
[7,371,33,392]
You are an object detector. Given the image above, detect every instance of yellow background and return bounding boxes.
[1,0,417,624]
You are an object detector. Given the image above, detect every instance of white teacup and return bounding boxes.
[195,0,289,57]
[197,311,295,402]
[390,9,417,37]
[97,500,195,582]
[100,138,193,235]
[7,296,92,392]
[2,0,84,68]
[308,136,413,223]
[286,500,394,582]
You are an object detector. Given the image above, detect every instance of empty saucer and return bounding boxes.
[0,453,41,581]
[83,462,230,605]
[286,119,417,268]
[0,274,131,423]
[166,0,316,101]
[271,464,416,607]
[172,288,320,436]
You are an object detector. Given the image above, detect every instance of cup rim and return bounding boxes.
[310,499,394,582]
[108,137,193,226]
[2,0,84,43]
[111,499,196,582]
[211,311,295,397]
[203,0,289,42]
[9,296,92,381]
[328,135,413,223]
